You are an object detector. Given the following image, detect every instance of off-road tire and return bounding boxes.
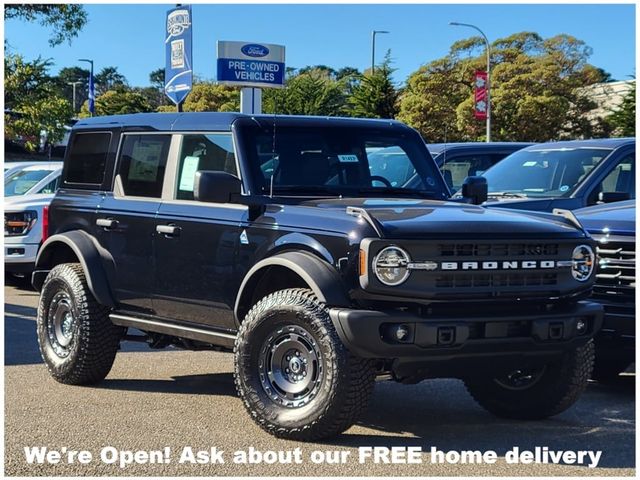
[234,288,376,441]
[36,263,123,385]
[464,340,595,420]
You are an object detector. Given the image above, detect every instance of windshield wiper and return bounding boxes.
[487,191,529,199]
[356,186,440,198]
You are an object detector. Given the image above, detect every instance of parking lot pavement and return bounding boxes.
[4,280,636,476]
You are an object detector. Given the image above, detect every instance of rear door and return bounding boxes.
[94,132,176,315]
[152,132,246,331]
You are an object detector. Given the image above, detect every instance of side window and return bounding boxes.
[176,133,237,200]
[65,132,111,185]
[38,176,61,194]
[117,134,171,198]
[590,153,635,203]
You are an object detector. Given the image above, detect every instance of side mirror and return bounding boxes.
[194,170,242,203]
[461,176,488,205]
[598,191,630,204]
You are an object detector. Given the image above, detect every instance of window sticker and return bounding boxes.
[129,141,163,181]
[179,156,201,192]
[559,185,570,192]
[522,161,538,167]
[338,154,359,163]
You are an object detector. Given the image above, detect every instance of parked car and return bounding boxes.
[5,193,55,275]
[428,142,533,192]
[33,112,602,440]
[5,162,62,276]
[5,161,62,197]
[575,200,635,381]
[480,138,635,211]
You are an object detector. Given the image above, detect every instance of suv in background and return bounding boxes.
[33,113,602,440]
[481,138,635,211]
[369,142,532,193]
[575,200,636,381]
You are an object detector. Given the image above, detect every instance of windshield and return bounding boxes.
[241,126,446,199]
[5,168,53,196]
[482,148,612,198]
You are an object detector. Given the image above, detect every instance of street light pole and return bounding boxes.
[449,22,491,142]
[78,58,95,117]
[371,30,390,73]
[67,81,82,114]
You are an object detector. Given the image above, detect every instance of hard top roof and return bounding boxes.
[73,112,407,132]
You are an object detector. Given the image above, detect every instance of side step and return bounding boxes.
[110,314,237,349]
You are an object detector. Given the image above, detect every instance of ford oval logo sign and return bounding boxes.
[241,44,269,58]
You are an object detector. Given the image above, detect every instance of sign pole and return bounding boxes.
[240,87,262,114]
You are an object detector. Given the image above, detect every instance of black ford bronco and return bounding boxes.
[33,113,602,440]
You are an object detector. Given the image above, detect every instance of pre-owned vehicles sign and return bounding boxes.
[217,41,286,88]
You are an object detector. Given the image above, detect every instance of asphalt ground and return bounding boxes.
[4,277,636,476]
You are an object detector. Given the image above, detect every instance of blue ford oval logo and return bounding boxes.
[241,44,269,58]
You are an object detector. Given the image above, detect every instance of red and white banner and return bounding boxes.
[474,71,488,120]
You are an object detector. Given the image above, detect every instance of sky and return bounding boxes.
[4,3,636,87]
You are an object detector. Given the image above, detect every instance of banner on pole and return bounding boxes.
[474,71,488,120]
[164,5,193,106]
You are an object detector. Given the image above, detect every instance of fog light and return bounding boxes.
[395,324,410,341]
[576,319,587,334]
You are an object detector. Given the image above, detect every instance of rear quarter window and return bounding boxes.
[64,132,112,185]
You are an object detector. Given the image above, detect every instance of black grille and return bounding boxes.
[439,243,559,257]
[436,272,558,289]
[593,241,635,306]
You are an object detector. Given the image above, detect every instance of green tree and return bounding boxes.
[609,81,636,137]
[4,53,73,150]
[263,70,346,116]
[79,87,151,116]
[348,54,398,119]
[53,66,90,112]
[5,4,88,46]
[397,32,611,142]
[95,66,128,95]
[149,68,165,90]
[156,82,240,112]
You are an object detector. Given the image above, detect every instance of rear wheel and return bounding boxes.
[36,263,123,385]
[234,288,376,440]
[464,340,595,419]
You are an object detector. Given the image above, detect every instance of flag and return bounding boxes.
[88,71,95,114]
[474,71,488,120]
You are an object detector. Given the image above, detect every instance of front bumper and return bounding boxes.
[4,241,39,272]
[330,300,603,360]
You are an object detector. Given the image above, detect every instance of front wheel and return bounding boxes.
[464,340,595,420]
[36,263,124,385]
[234,288,376,441]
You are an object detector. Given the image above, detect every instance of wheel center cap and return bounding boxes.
[290,358,302,373]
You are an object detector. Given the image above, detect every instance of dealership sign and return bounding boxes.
[164,5,193,106]
[217,41,286,88]
[474,71,488,120]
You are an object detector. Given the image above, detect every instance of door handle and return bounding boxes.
[96,218,119,230]
[156,224,181,237]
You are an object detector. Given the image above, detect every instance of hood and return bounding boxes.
[292,197,584,240]
[574,200,635,237]
[4,193,55,210]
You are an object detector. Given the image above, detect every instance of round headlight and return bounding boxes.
[374,246,411,286]
[571,244,595,282]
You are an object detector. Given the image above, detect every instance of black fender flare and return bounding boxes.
[234,251,350,321]
[33,230,116,307]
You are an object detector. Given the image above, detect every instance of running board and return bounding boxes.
[110,314,237,349]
